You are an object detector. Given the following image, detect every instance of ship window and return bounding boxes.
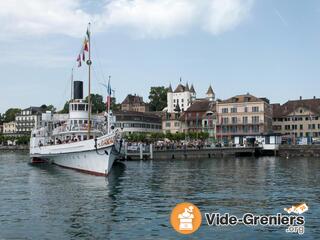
[79,120,83,124]
[78,104,85,111]
[74,120,78,125]
[84,120,88,124]
[75,104,78,111]
[71,104,74,111]
[83,135,87,140]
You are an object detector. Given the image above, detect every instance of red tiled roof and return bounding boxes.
[272,98,320,118]
[121,94,146,105]
[220,94,268,104]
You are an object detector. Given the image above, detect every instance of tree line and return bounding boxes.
[1,86,168,122]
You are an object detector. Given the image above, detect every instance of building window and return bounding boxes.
[222,117,229,124]
[222,108,228,113]
[252,116,259,124]
[243,116,248,124]
[232,117,237,124]
[231,126,237,133]
[300,125,303,130]
[244,107,248,113]
[222,126,228,133]
[252,106,259,112]
[231,107,237,113]
[252,125,259,132]
[166,122,170,127]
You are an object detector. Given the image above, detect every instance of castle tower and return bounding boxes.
[190,84,196,101]
[185,82,189,92]
[167,83,173,112]
[206,85,215,101]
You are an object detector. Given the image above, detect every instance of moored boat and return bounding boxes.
[29,24,122,176]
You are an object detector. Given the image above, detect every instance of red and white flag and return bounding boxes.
[77,54,81,67]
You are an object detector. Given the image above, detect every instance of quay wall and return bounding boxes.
[278,145,320,158]
[152,147,257,160]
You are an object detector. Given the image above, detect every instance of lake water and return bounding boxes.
[0,151,319,239]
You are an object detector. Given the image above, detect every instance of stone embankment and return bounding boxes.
[278,145,320,158]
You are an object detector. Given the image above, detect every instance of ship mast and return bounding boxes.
[87,23,92,138]
[71,68,73,101]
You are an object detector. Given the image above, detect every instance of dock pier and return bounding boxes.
[121,143,265,160]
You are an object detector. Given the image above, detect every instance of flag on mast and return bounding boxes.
[106,78,112,112]
[83,38,89,52]
[77,54,81,67]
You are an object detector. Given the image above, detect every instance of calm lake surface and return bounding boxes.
[0,151,319,240]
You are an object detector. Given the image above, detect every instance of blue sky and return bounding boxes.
[0,0,320,113]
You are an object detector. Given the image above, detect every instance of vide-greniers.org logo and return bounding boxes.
[170,202,308,235]
[205,212,305,235]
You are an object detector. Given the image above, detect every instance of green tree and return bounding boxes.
[59,101,70,113]
[111,97,121,111]
[148,86,168,111]
[40,104,56,113]
[3,108,21,122]
[198,132,209,140]
[85,94,105,113]
[16,135,30,145]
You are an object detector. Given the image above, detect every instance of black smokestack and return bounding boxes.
[73,81,83,100]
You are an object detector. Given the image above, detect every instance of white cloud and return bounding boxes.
[0,0,92,39]
[101,0,196,38]
[0,0,254,40]
[202,0,254,35]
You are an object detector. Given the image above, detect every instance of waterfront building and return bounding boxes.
[216,93,273,143]
[114,110,162,135]
[162,112,182,134]
[166,82,196,113]
[272,97,320,139]
[180,87,217,140]
[121,94,149,112]
[15,107,43,135]
[3,121,17,135]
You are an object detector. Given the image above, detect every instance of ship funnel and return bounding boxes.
[73,81,83,100]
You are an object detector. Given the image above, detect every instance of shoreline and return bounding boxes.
[0,145,29,151]
[2,145,320,158]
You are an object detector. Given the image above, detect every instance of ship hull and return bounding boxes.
[30,135,120,176]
